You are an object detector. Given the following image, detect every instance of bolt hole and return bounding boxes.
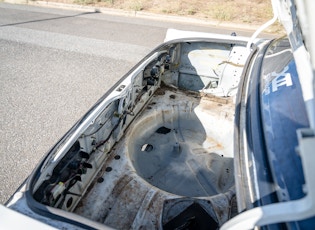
[97,177,104,183]
[105,167,112,172]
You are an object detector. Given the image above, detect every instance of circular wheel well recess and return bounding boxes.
[127,103,234,197]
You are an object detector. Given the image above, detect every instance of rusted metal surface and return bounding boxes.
[75,86,236,229]
[25,39,251,229]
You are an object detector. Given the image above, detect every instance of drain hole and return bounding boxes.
[97,177,104,183]
[105,167,112,172]
[156,126,171,134]
[141,144,153,152]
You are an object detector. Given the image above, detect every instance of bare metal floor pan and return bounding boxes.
[75,87,236,229]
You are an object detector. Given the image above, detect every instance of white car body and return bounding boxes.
[3,0,315,229]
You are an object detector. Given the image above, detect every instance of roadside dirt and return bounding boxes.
[44,0,284,33]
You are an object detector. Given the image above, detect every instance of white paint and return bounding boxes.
[271,66,293,93]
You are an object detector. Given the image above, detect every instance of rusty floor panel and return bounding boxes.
[75,87,236,229]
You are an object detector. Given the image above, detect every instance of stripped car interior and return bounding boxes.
[6,0,315,229]
[29,37,249,229]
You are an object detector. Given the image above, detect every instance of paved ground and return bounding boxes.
[0,2,268,204]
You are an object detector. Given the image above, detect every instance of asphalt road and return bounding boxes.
[0,2,265,204]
